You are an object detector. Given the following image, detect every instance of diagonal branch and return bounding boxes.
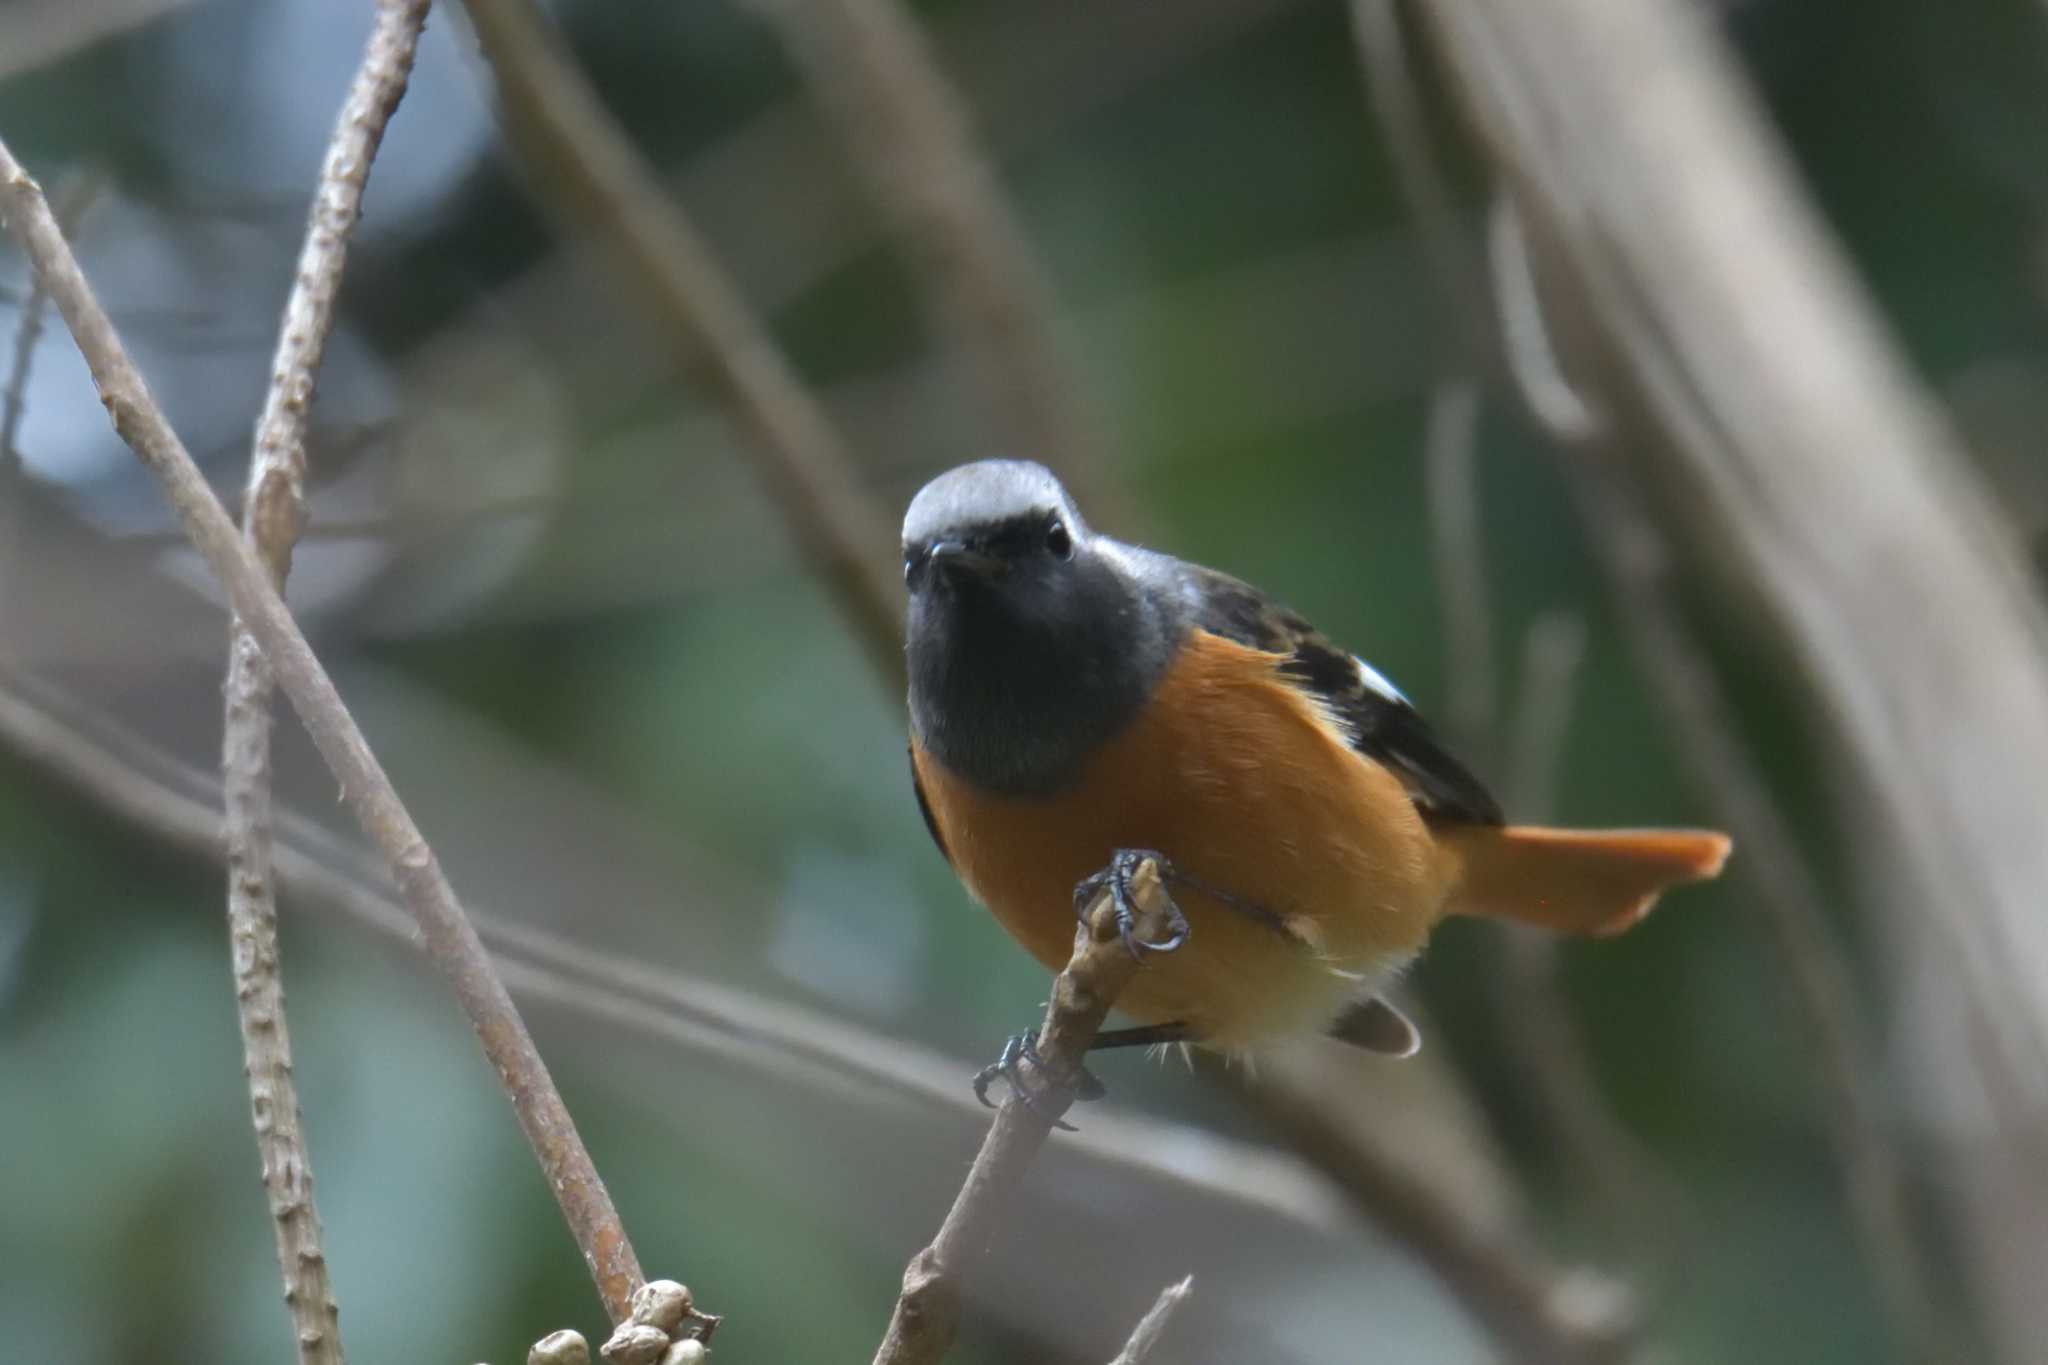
[221,6,428,1363]
[1107,1275,1192,1365]
[1483,193,1957,1364]
[457,0,906,692]
[871,860,1173,1365]
[0,137,651,1326]
[742,0,1130,528]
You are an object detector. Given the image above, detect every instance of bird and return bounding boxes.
[902,458,1730,1102]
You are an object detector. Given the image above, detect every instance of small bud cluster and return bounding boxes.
[519,1279,716,1365]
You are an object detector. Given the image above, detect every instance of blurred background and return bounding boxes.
[2,0,2046,1361]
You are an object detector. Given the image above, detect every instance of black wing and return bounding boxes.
[1184,564,1504,825]
[909,743,953,864]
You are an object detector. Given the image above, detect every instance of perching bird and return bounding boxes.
[902,459,1729,1090]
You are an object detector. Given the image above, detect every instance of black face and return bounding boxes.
[904,509,1179,796]
[903,508,1074,596]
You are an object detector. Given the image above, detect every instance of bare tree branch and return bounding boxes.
[1421,378,1493,752]
[219,6,428,1361]
[1354,15,1670,1312]
[1497,612,1685,1281]
[457,0,906,691]
[1483,188,1958,1363]
[871,861,1174,1365]
[0,138,651,1324]
[744,0,1130,528]
[1106,1275,1192,1365]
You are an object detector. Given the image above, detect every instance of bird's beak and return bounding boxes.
[928,538,1006,580]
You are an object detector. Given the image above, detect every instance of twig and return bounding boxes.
[457,0,906,690]
[1482,193,1956,1362]
[742,0,1128,530]
[1107,1276,1192,1365]
[0,664,1341,1234]
[1346,0,1493,372]
[871,860,1174,1365]
[0,138,649,1324]
[221,6,428,1362]
[1497,612,1685,1280]
[1215,1054,1636,1365]
[1421,378,1492,753]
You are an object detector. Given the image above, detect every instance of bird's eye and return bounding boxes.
[902,545,921,581]
[1046,520,1073,560]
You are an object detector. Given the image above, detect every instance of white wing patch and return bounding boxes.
[1353,655,1412,708]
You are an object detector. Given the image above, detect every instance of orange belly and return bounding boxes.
[913,629,1452,1049]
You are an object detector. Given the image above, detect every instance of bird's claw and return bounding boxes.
[971,1029,1103,1129]
[1074,848,1190,959]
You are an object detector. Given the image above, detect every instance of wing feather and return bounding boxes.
[1180,564,1503,825]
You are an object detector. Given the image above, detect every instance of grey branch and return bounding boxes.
[1474,128,1962,1365]
[1421,378,1493,753]
[1107,1275,1192,1365]
[870,861,1175,1365]
[458,0,907,691]
[744,0,1128,528]
[0,138,649,1324]
[221,5,428,1363]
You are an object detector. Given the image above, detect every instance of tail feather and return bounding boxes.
[1439,825,1732,937]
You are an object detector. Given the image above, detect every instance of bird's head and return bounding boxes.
[901,460,1178,792]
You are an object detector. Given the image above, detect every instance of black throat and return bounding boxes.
[906,551,1183,797]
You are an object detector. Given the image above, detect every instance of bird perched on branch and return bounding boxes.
[902,459,1729,1102]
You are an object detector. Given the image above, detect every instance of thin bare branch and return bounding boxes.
[871,861,1174,1365]
[1498,612,1685,1281]
[1107,1276,1192,1365]
[1346,0,1493,372]
[1421,378,1493,752]
[457,0,906,690]
[1483,190,1957,1365]
[221,6,427,1361]
[744,0,1129,528]
[0,138,649,1324]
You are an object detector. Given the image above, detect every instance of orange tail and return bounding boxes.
[1438,825,1732,937]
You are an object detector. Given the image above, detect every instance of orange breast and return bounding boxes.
[912,629,1452,1048]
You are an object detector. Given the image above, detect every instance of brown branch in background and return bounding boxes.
[1217,1053,1636,1365]
[1358,13,1670,1319]
[456,0,907,691]
[220,6,428,1362]
[1497,612,1685,1281]
[1346,0,1493,371]
[743,0,1131,529]
[1482,193,1956,1362]
[0,139,650,1325]
[1420,378,1493,753]
[1424,3,2048,1348]
[871,861,1174,1365]
[1106,1276,1192,1365]
[0,664,1340,1233]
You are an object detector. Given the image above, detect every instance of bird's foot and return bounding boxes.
[971,1028,1105,1130]
[1073,848,1190,958]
